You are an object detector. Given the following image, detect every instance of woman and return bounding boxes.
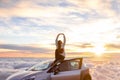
[54,33,66,64]
[55,40,65,62]
[49,34,66,72]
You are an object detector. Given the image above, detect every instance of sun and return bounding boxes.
[91,43,105,56]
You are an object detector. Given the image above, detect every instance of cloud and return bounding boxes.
[0,0,119,29]
[0,0,119,18]
[76,43,94,48]
[0,0,120,51]
[105,44,120,49]
[0,0,67,17]
[67,42,93,48]
[0,39,6,44]
[111,0,120,14]
[0,44,52,53]
[0,17,120,45]
[0,0,20,8]
[68,0,117,17]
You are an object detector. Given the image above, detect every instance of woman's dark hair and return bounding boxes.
[58,40,62,45]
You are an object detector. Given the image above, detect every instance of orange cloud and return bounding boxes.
[0,52,54,58]
[0,0,117,18]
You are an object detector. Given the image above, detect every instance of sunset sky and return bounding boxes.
[0,0,120,57]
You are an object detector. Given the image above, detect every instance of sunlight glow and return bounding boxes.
[92,43,105,56]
